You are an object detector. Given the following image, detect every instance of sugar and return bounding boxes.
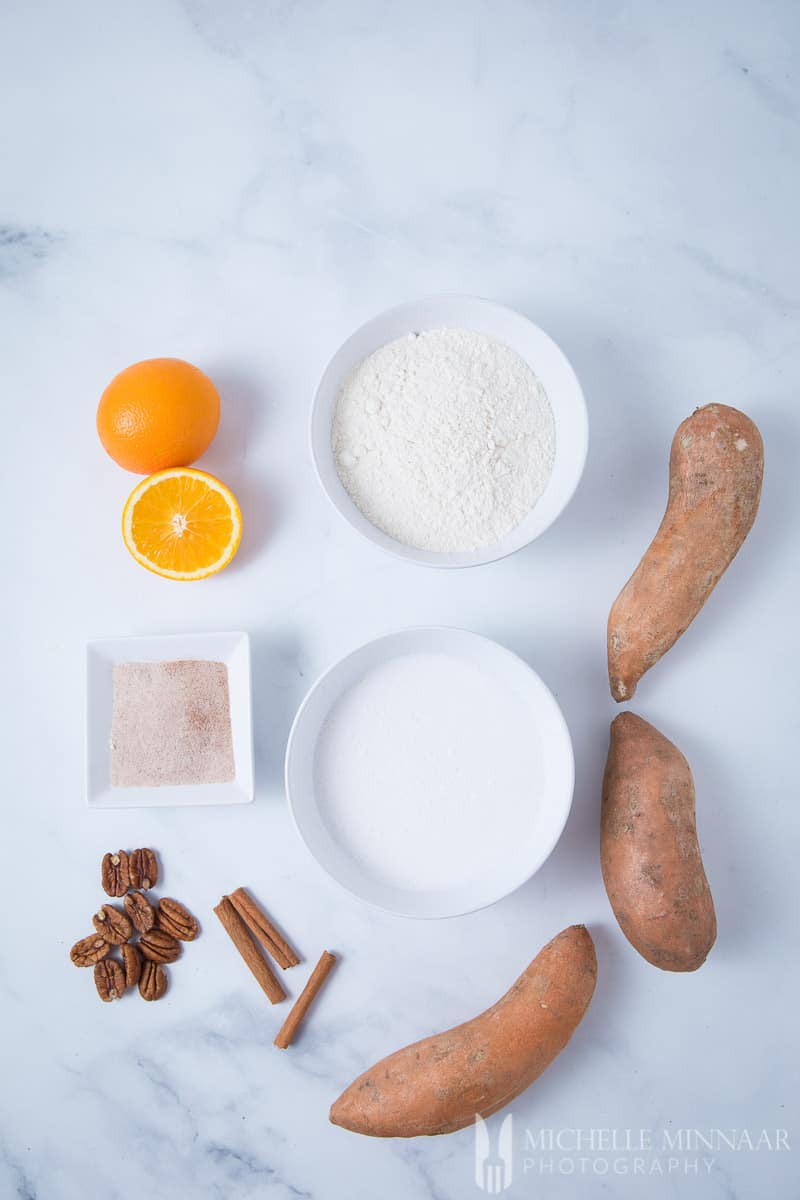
[110,659,235,787]
[313,652,543,892]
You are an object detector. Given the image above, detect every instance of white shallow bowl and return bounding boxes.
[285,627,574,918]
[311,295,588,568]
[86,631,254,808]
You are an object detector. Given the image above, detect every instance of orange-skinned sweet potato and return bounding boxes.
[329,925,597,1137]
[608,403,763,702]
[601,712,716,971]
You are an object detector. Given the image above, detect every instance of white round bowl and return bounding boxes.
[285,627,574,919]
[311,295,588,568]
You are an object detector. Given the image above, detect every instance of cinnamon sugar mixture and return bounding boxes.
[110,660,235,787]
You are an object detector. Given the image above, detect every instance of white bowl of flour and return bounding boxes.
[311,296,587,567]
[285,628,574,918]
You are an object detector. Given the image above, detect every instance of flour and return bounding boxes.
[332,328,555,553]
[313,652,543,892]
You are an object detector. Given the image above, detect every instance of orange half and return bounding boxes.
[122,468,242,580]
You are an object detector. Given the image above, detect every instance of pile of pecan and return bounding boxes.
[69,848,199,1002]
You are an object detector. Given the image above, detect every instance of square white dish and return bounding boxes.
[86,631,253,808]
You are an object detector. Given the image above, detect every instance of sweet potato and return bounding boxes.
[329,925,596,1137]
[601,712,716,971]
[608,403,763,701]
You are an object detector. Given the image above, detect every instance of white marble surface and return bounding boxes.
[2,2,799,1197]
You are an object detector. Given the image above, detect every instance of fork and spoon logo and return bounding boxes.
[474,1114,514,1193]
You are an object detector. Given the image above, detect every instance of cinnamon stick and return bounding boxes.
[214,897,287,1005]
[229,887,300,970]
[274,951,337,1049]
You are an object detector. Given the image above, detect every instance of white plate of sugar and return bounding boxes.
[285,627,574,918]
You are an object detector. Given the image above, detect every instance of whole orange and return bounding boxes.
[97,358,221,474]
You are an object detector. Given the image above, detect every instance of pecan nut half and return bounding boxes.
[139,928,180,964]
[139,960,168,1001]
[70,934,111,967]
[124,891,155,934]
[92,904,133,945]
[157,898,199,942]
[121,943,141,989]
[94,958,126,1001]
[129,848,158,891]
[101,850,130,897]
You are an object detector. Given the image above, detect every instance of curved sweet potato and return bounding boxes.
[601,712,716,971]
[329,924,596,1137]
[608,403,763,701]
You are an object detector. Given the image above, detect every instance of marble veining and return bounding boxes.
[2,1,798,1197]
